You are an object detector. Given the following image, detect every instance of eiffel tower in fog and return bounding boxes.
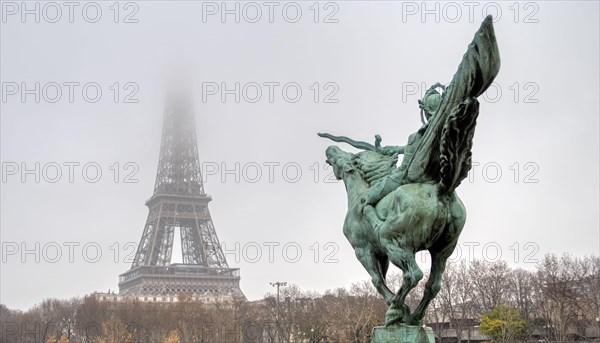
[118,85,244,300]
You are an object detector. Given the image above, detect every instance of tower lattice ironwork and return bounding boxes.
[118,87,243,299]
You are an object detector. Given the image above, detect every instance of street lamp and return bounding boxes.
[270,281,287,342]
[270,281,287,310]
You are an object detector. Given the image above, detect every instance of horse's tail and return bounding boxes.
[437,97,479,196]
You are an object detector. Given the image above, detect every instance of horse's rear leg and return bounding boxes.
[355,248,394,304]
[409,251,450,325]
[411,197,465,324]
[385,250,423,326]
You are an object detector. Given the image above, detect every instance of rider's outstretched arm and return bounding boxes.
[382,145,405,155]
[318,133,377,151]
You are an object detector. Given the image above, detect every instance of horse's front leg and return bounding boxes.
[384,248,423,326]
[354,247,394,305]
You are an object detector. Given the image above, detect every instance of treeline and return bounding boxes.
[1,253,598,343]
[415,254,600,342]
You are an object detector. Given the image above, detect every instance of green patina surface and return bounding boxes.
[320,16,500,328]
[371,325,436,343]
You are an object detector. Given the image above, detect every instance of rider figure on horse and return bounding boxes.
[362,84,445,227]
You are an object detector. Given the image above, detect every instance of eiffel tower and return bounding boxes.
[118,85,244,300]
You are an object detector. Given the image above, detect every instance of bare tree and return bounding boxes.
[507,268,535,323]
[534,253,589,341]
[320,282,384,343]
[579,256,600,338]
[469,260,511,316]
[436,260,476,343]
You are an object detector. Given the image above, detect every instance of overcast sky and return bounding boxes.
[1,1,598,311]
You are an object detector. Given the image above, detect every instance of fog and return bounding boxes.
[1,1,598,310]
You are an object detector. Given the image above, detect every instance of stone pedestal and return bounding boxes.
[371,325,435,343]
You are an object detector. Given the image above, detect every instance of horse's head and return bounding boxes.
[325,146,356,180]
[326,145,398,184]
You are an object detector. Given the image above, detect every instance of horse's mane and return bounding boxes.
[352,151,398,186]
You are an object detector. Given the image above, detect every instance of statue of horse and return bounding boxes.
[325,145,466,325]
[319,16,500,326]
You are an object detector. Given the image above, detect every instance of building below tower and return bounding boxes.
[117,264,243,300]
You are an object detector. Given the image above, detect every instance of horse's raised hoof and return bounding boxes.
[385,304,410,326]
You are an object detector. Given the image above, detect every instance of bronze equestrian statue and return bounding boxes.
[319,16,500,326]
